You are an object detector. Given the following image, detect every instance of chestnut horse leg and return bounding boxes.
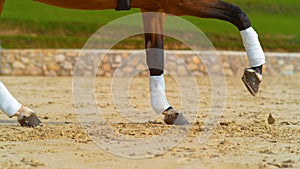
[159,0,265,95]
[0,0,5,15]
[141,10,188,125]
[141,10,171,114]
[159,0,265,68]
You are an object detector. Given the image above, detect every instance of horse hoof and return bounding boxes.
[162,108,189,125]
[241,68,262,96]
[17,107,42,128]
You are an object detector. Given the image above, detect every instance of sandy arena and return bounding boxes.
[0,76,299,169]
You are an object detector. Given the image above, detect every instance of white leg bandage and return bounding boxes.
[0,81,22,117]
[150,75,171,114]
[240,27,265,67]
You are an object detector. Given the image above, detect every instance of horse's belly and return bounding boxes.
[35,0,116,10]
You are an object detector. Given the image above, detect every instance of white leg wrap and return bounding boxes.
[0,81,22,117]
[150,75,171,114]
[240,27,265,67]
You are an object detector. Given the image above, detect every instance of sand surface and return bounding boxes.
[0,76,299,169]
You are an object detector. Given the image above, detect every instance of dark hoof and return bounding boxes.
[17,107,42,128]
[241,68,262,96]
[162,108,189,125]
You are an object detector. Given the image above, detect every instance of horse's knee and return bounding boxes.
[162,0,252,30]
[226,3,251,30]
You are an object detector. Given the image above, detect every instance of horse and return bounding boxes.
[0,0,265,125]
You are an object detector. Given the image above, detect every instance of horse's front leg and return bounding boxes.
[159,0,265,96]
[141,11,188,125]
[0,81,41,127]
[0,0,5,15]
